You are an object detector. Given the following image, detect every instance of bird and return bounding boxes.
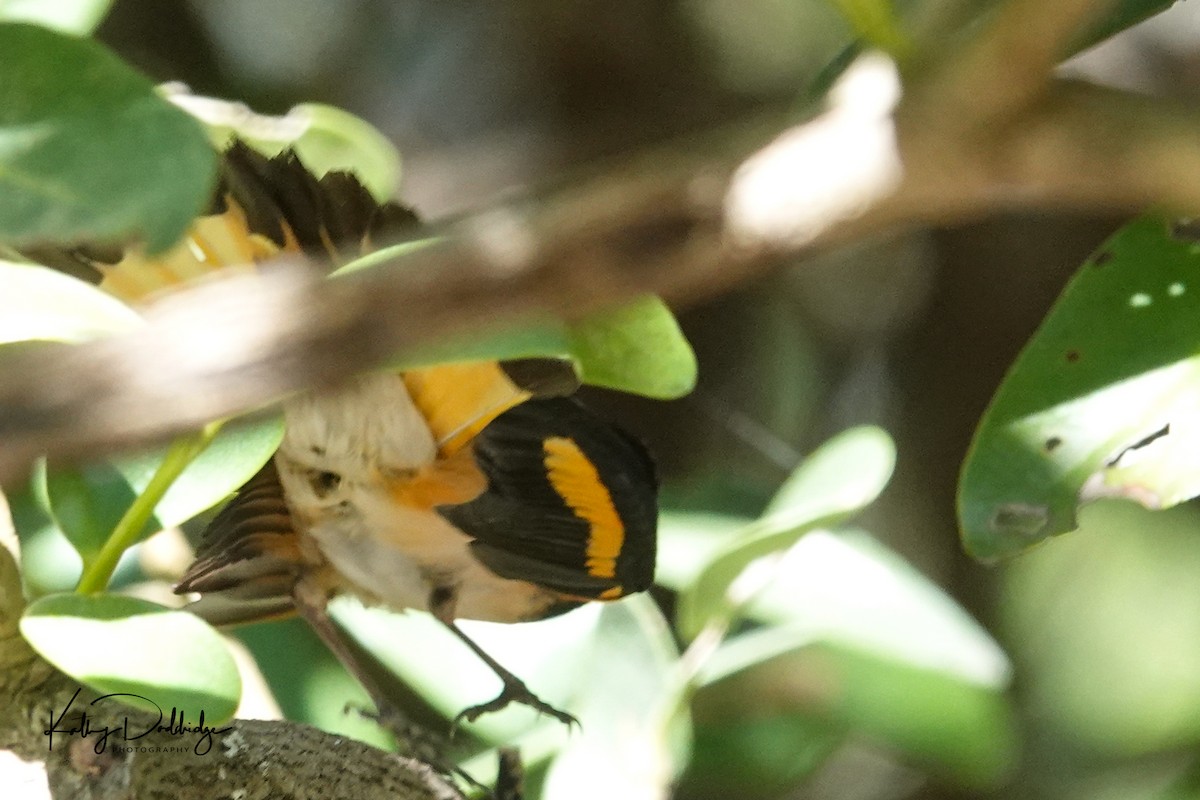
[62,140,660,727]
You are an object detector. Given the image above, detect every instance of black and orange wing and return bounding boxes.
[438,397,658,601]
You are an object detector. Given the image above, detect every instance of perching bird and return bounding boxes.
[65,141,659,725]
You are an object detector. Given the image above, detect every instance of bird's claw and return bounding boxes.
[452,679,579,732]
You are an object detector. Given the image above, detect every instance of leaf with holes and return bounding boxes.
[960,215,1200,560]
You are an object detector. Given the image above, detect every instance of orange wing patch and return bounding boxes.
[98,197,287,304]
[388,447,488,511]
[542,436,625,581]
[403,362,531,456]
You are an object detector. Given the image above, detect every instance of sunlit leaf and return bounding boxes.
[960,215,1200,559]
[46,415,283,560]
[0,23,216,251]
[21,593,241,721]
[677,426,895,638]
[0,0,112,34]
[542,596,688,800]
[701,529,1010,689]
[0,260,141,344]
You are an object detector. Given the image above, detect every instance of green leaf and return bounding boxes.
[677,426,896,638]
[0,23,216,252]
[20,593,241,721]
[1074,0,1176,53]
[0,260,141,344]
[0,0,112,34]
[8,461,81,594]
[959,215,1200,560]
[380,290,697,400]
[567,296,698,398]
[168,91,400,202]
[1003,499,1200,756]
[46,415,283,560]
[703,529,1010,689]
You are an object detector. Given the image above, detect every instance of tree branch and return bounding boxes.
[0,4,1198,482]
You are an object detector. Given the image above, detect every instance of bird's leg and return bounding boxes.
[428,588,579,729]
[291,576,450,765]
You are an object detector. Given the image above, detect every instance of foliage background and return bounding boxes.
[10,1,1200,799]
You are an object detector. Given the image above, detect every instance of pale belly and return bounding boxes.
[307,496,560,622]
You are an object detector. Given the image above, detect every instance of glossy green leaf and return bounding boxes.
[167,91,400,202]
[20,593,241,721]
[0,260,141,344]
[0,0,112,34]
[542,596,688,800]
[677,426,896,638]
[0,24,214,252]
[959,215,1200,560]
[46,415,283,560]
[380,291,697,400]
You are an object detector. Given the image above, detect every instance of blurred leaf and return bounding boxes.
[0,23,215,251]
[0,260,140,344]
[381,292,697,400]
[45,415,283,560]
[1075,0,1177,52]
[8,461,80,594]
[655,512,750,590]
[1004,499,1200,756]
[542,595,688,800]
[960,215,1200,560]
[700,529,1010,689]
[167,91,400,201]
[21,593,241,721]
[700,638,1013,785]
[679,713,841,799]
[332,599,601,744]
[0,0,112,34]
[828,0,910,56]
[678,426,896,638]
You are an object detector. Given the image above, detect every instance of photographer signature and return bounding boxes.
[44,688,233,755]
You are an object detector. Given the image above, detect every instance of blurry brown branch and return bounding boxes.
[2,0,1199,480]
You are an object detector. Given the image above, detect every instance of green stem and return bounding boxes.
[75,421,223,594]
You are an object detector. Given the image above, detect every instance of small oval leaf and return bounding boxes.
[677,426,896,639]
[20,593,241,721]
